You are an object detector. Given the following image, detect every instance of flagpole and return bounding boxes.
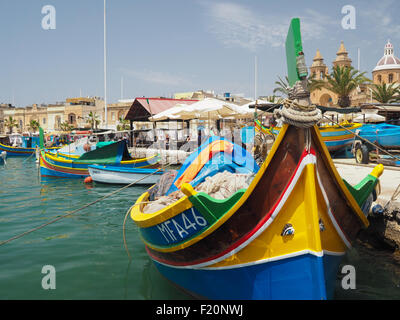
[254,55,258,100]
[104,0,108,128]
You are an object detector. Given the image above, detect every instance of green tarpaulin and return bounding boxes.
[76,140,132,164]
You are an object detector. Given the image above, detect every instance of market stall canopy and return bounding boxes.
[148,104,190,121]
[124,98,198,121]
[149,98,253,121]
[353,113,386,123]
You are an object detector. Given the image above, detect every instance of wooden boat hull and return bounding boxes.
[359,123,400,149]
[0,142,62,156]
[39,151,159,178]
[130,124,382,299]
[88,165,163,185]
[318,123,362,152]
[0,142,35,156]
[256,122,362,152]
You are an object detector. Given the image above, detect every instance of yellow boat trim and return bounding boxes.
[311,125,370,227]
[43,150,157,166]
[131,192,194,227]
[41,152,88,172]
[204,163,346,269]
[132,125,290,251]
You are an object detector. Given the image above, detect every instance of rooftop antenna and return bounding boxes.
[121,76,124,100]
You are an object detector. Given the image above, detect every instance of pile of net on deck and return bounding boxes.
[142,137,259,214]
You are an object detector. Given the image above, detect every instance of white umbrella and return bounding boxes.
[353,113,385,123]
[149,104,190,121]
[177,98,253,119]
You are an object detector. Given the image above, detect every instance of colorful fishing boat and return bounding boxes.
[40,140,160,178]
[0,132,61,156]
[358,123,400,149]
[255,120,362,152]
[88,165,164,185]
[128,18,383,300]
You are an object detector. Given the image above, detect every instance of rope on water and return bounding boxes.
[0,168,163,247]
[122,201,151,260]
[22,150,36,163]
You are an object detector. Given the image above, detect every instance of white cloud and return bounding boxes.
[201,2,335,51]
[124,69,189,86]
[360,0,400,36]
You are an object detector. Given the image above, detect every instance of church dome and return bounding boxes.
[373,40,400,72]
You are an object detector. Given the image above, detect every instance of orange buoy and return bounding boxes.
[83,143,91,152]
[84,176,93,183]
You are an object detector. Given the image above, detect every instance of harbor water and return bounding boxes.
[0,157,399,300]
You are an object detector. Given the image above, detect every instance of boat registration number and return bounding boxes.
[156,208,208,244]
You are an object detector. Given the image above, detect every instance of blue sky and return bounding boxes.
[1,0,399,107]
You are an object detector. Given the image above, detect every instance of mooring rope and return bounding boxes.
[274,98,322,128]
[122,201,151,260]
[22,150,36,163]
[0,167,163,247]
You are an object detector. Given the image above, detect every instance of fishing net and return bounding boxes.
[143,171,254,214]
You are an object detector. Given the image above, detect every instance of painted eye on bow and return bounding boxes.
[281,223,295,236]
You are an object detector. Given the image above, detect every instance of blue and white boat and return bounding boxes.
[358,123,400,149]
[88,165,164,185]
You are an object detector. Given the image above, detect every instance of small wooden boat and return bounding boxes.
[358,123,400,149]
[128,18,383,300]
[0,133,61,156]
[40,140,160,178]
[88,165,164,185]
[256,120,362,152]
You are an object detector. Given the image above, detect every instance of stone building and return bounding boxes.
[106,99,134,130]
[372,40,400,85]
[0,97,105,134]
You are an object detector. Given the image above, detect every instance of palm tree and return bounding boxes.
[273,75,325,97]
[265,95,284,104]
[371,83,400,103]
[60,121,73,132]
[117,116,130,131]
[4,116,18,134]
[86,112,100,130]
[273,76,290,97]
[323,66,370,108]
[28,119,40,132]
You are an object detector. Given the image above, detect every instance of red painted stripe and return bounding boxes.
[41,153,88,175]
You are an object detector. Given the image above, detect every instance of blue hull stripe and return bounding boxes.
[152,253,343,300]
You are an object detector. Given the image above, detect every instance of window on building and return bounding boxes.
[19,120,23,128]
[43,118,46,124]
[320,71,324,79]
[389,73,393,83]
[377,75,382,83]
[111,112,115,121]
[68,113,76,124]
